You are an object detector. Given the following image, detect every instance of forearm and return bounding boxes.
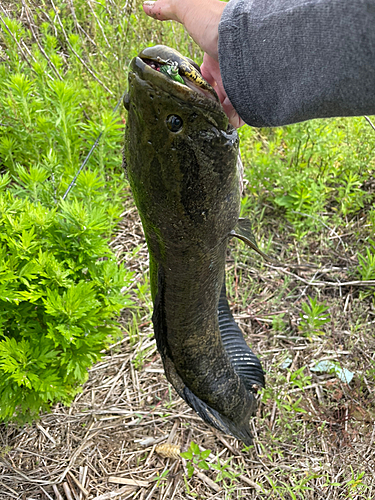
[219,0,375,127]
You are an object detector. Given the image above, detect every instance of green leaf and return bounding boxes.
[198,460,209,470]
[186,463,194,479]
[190,441,200,455]
[200,449,211,460]
[0,173,11,191]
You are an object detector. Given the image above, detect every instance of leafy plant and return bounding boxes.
[346,467,368,498]
[298,296,330,337]
[0,189,133,423]
[180,441,211,478]
[272,313,287,332]
[0,9,138,423]
[211,457,242,497]
[357,241,375,280]
[151,468,170,488]
[336,171,366,216]
[181,441,242,498]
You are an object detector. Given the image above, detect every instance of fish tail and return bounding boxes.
[182,384,254,445]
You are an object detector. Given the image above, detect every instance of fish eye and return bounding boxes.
[166,114,183,132]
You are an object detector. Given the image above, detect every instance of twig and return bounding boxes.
[0,482,18,499]
[266,263,375,287]
[365,115,375,132]
[22,1,62,80]
[68,0,109,61]
[167,420,179,443]
[289,210,347,254]
[52,484,64,500]
[59,440,94,482]
[196,471,221,492]
[108,477,149,487]
[0,458,52,485]
[0,7,35,72]
[36,422,57,445]
[92,487,133,500]
[63,482,75,500]
[40,486,54,500]
[237,474,266,493]
[87,0,111,49]
[68,470,89,497]
[79,466,88,500]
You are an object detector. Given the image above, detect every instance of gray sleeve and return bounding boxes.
[218,0,375,127]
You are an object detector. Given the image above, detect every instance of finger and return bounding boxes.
[143,0,181,22]
[222,97,245,128]
[201,57,226,102]
[230,114,245,129]
[201,53,221,82]
[202,55,243,127]
[201,54,227,100]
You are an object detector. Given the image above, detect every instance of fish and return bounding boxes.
[123,45,265,445]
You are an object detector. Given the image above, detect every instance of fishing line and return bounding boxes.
[62,90,127,201]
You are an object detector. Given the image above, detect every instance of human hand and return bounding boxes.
[142,0,245,128]
[201,53,245,128]
[143,0,224,60]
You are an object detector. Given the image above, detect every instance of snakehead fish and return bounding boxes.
[123,45,265,445]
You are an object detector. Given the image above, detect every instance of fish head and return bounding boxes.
[124,45,240,252]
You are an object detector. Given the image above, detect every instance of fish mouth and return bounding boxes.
[137,45,219,103]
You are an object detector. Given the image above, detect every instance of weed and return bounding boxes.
[0,4,139,422]
[336,171,366,216]
[181,441,245,498]
[127,312,141,347]
[151,468,170,488]
[346,467,369,498]
[211,457,243,498]
[272,313,287,332]
[357,241,375,280]
[298,296,330,337]
[180,441,211,478]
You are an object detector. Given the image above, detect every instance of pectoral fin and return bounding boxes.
[230,218,269,260]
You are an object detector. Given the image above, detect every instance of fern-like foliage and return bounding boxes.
[0,188,133,423]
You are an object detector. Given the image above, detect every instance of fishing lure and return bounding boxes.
[159,60,185,85]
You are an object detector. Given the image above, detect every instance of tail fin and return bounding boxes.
[182,385,254,446]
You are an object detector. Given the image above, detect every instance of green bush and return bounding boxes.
[0,181,133,423]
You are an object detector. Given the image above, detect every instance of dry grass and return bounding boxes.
[1,192,375,500]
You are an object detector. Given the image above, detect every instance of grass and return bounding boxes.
[0,0,375,499]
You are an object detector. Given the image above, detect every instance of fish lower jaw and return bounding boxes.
[182,77,218,102]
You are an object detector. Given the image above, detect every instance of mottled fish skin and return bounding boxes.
[123,46,264,445]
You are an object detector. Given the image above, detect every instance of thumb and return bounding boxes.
[222,97,245,128]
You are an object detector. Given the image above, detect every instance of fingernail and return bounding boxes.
[143,1,155,6]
